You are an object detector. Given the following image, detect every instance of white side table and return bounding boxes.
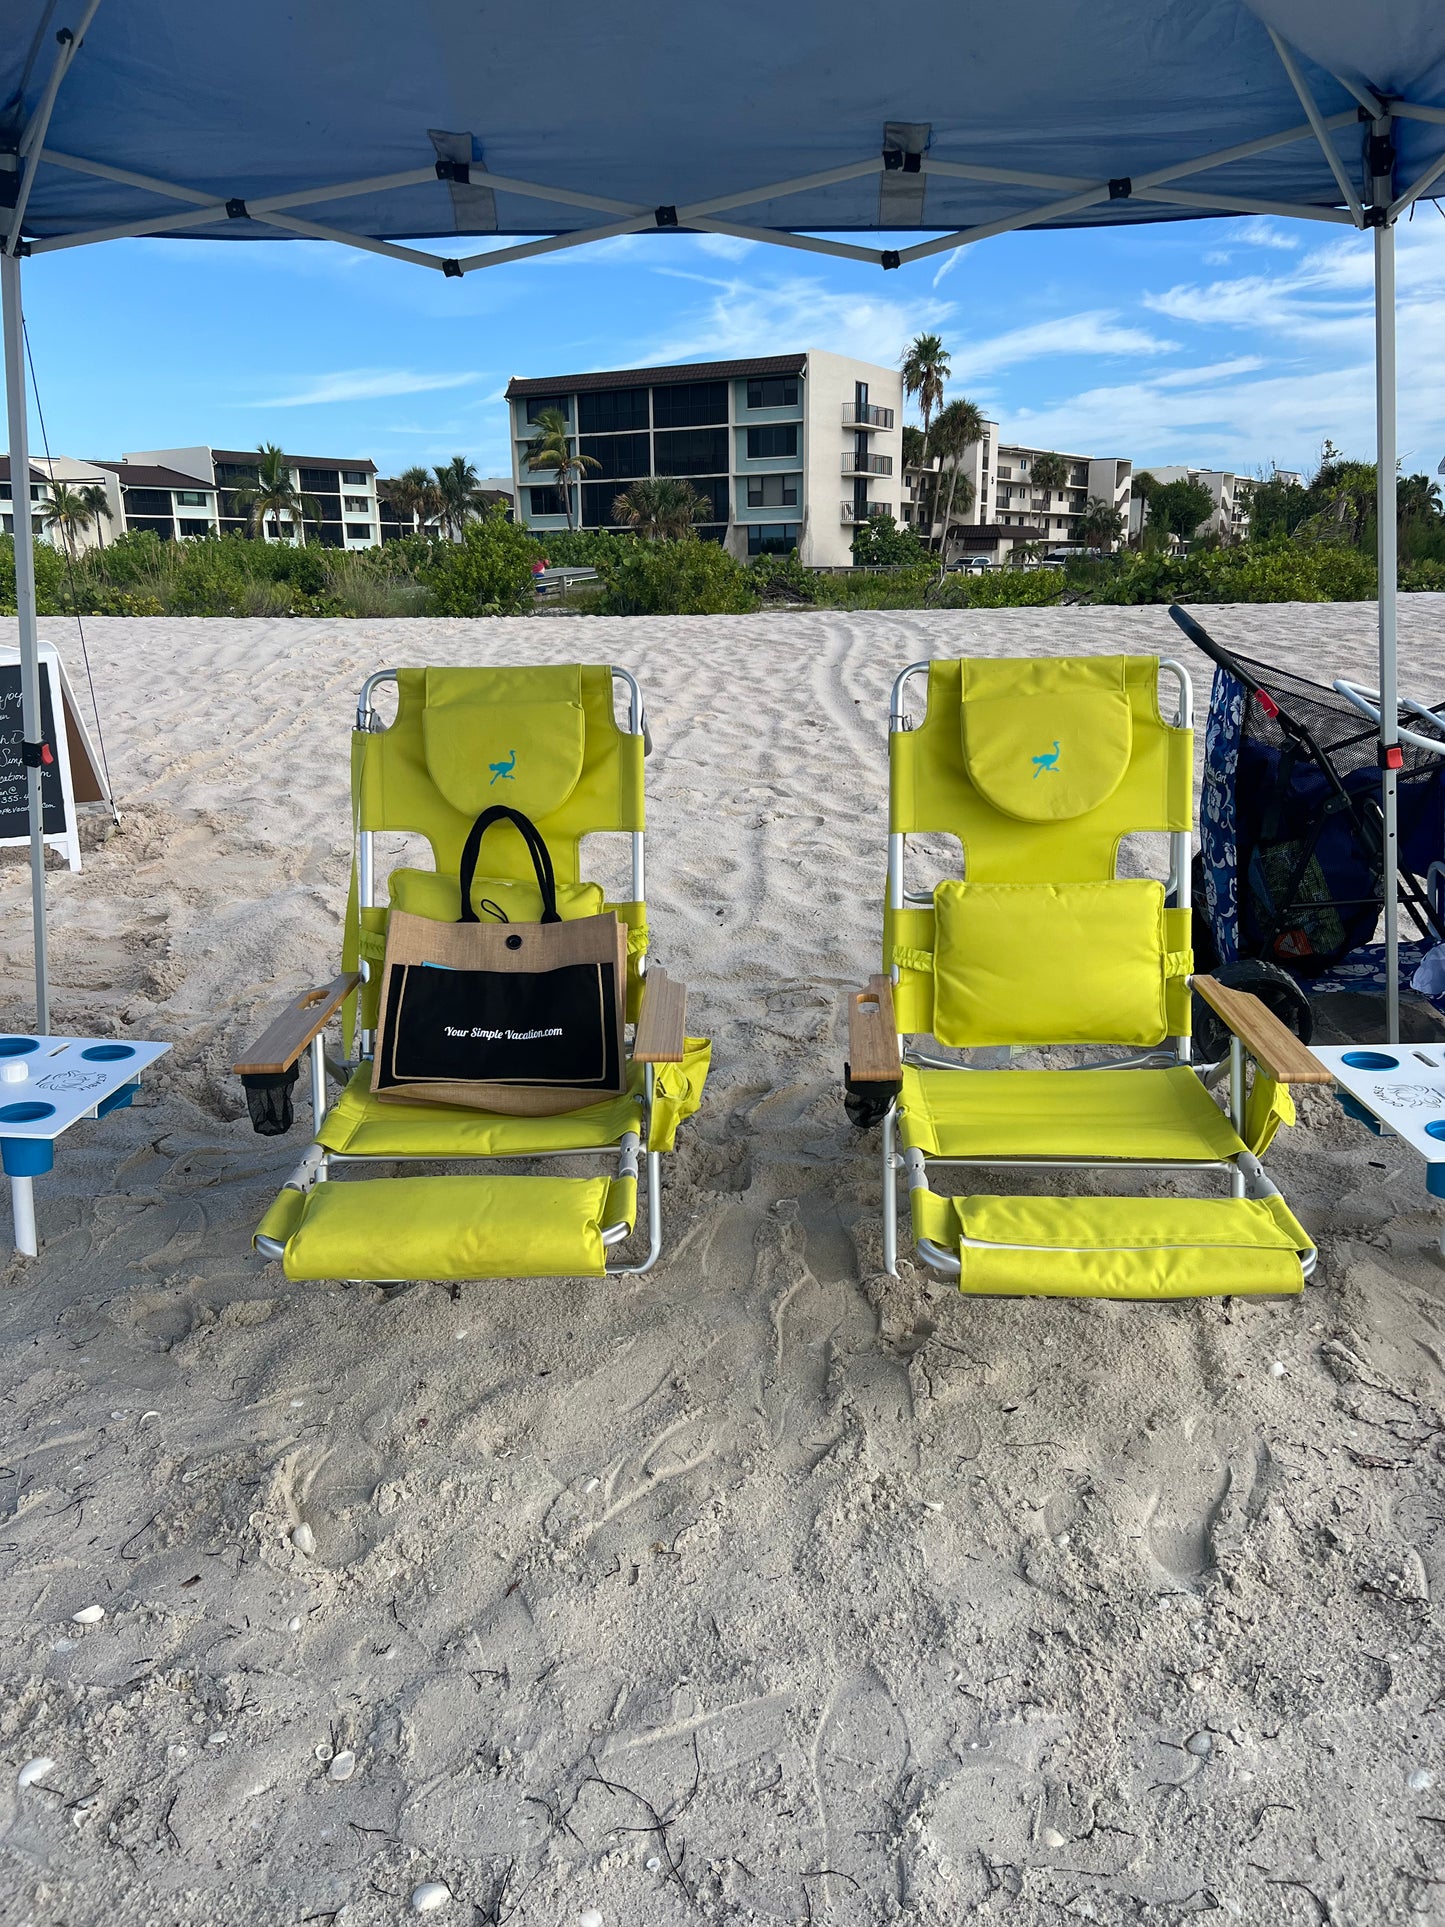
[0,1035,170,1255]
[1313,1041,1445,1248]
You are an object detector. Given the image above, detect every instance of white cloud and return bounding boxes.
[251,368,482,407]
[948,311,1179,383]
[693,232,757,261]
[635,267,955,370]
[1237,217,1301,251]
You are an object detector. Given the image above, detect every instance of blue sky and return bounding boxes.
[18,208,1445,481]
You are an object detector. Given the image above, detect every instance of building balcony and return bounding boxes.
[841,452,893,477]
[841,402,895,429]
[840,500,891,524]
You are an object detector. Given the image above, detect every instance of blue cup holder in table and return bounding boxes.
[81,1044,136,1062]
[0,1101,55,1123]
[1427,1121,1445,1143]
[0,1038,39,1058]
[1342,1050,1399,1071]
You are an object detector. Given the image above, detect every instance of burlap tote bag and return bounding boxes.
[371,805,627,1115]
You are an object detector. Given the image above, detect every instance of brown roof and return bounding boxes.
[93,460,215,491]
[954,523,1046,541]
[0,458,47,484]
[506,354,807,400]
[211,450,377,472]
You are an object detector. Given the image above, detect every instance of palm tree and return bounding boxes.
[1076,495,1127,554]
[611,477,709,540]
[79,482,113,549]
[526,407,599,532]
[39,481,96,558]
[433,455,485,541]
[1131,470,1159,549]
[927,397,984,572]
[901,333,951,536]
[379,465,440,535]
[1028,451,1070,519]
[226,443,321,544]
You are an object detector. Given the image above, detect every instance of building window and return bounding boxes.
[746,424,798,459]
[745,472,800,509]
[580,481,623,527]
[525,396,570,424]
[346,523,373,541]
[299,468,340,492]
[681,477,730,522]
[746,377,799,408]
[747,522,800,556]
[216,462,259,487]
[655,427,728,475]
[175,489,208,506]
[579,433,650,481]
[528,486,566,517]
[123,488,173,516]
[177,520,211,539]
[578,388,649,434]
[341,470,369,486]
[652,380,728,428]
[344,495,369,513]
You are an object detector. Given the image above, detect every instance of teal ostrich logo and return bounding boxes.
[488,749,517,786]
[1031,740,1062,778]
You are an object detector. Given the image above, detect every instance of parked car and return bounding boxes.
[948,554,995,574]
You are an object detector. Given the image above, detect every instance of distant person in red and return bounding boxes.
[532,554,548,578]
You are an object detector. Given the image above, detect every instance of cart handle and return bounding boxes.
[1332,679,1445,758]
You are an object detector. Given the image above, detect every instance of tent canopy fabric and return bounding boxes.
[3,0,1443,1046]
[3,3,1445,264]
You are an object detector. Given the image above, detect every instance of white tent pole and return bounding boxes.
[1371,114,1400,1045]
[1,248,51,1034]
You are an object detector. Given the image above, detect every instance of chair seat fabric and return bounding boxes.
[911,1191,1309,1298]
[269,1172,637,1281]
[898,1064,1245,1163]
[316,1063,638,1160]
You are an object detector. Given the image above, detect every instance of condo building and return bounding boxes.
[3,446,392,552]
[505,350,904,567]
[1128,465,1255,543]
[903,419,1133,561]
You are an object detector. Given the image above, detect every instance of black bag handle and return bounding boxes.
[457,805,561,925]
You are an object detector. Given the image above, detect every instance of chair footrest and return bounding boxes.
[257,1173,637,1282]
[918,1192,1311,1299]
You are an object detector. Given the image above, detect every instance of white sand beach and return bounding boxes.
[3,602,1445,1926]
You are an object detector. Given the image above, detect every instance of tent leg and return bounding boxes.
[1,248,50,1036]
[1372,124,1400,1047]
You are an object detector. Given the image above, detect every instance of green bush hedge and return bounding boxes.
[594,536,758,615]
[422,512,538,615]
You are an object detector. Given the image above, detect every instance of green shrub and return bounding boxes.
[814,565,936,609]
[1095,539,1377,604]
[595,536,757,615]
[528,527,637,568]
[423,510,538,615]
[749,549,818,603]
[930,568,1066,608]
[849,511,929,568]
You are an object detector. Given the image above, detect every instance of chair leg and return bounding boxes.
[882,1105,899,1276]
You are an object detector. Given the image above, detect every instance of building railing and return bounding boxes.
[841,452,893,476]
[841,402,895,428]
[840,500,892,523]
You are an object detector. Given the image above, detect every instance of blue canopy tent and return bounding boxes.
[4,1,1445,1038]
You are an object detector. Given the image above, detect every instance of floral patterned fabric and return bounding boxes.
[1199,667,1244,966]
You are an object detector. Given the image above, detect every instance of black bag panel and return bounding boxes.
[377,959,621,1093]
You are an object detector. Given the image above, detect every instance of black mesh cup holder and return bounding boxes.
[242,1064,300,1136]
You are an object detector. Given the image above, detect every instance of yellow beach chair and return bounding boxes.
[846,653,1329,1299]
[235,664,707,1283]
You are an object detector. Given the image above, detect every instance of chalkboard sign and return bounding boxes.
[0,646,110,874]
[0,660,66,839]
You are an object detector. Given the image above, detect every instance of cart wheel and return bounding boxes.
[1192,958,1313,1064]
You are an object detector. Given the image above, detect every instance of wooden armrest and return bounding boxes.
[632,967,688,1063]
[1192,973,1332,1085]
[233,971,361,1077]
[848,975,902,1081]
